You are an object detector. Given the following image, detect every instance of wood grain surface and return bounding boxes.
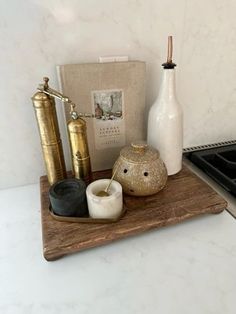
[40,165,227,261]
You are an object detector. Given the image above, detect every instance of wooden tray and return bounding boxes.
[49,206,127,223]
[40,165,227,261]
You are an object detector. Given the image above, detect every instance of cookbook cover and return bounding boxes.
[57,61,146,171]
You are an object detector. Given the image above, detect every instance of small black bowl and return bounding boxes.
[49,178,88,217]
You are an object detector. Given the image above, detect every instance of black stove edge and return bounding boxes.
[183,157,236,218]
[183,139,236,155]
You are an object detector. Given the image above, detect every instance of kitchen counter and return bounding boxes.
[1,168,236,314]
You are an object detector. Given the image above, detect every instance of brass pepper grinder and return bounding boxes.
[36,77,93,183]
[31,77,67,185]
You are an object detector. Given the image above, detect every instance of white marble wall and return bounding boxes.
[0,0,236,189]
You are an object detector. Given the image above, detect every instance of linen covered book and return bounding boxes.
[57,61,146,171]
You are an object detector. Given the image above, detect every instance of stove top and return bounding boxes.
[184,140,236,218]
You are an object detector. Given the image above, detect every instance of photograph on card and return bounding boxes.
[92,90,123,121]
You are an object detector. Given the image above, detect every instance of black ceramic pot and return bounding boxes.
[49,178,88,217]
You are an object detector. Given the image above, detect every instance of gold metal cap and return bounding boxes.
[67,118,86,133]
[32,91,49,101]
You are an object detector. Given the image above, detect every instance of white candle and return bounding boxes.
[86,179,123,219]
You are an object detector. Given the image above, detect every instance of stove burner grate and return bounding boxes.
[184,143,236,196]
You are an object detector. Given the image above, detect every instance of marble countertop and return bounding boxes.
[1,171,236,314]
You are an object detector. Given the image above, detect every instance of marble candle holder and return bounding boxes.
[86,179,123,219]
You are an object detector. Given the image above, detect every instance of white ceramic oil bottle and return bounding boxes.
[147,36,183,176]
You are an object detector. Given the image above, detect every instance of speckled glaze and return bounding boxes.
[113,143,167,196]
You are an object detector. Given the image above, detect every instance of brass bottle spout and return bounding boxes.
[162,35,176,69]
[167,36,173,64]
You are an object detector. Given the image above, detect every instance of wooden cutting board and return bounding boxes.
[40,165,227,261]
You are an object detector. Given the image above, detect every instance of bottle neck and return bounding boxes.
[158,69,176,101]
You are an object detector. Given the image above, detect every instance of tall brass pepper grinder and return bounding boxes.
[31,77,67,185]
[36,77,93,183]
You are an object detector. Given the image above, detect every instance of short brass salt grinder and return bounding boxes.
[67,108,92,183]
